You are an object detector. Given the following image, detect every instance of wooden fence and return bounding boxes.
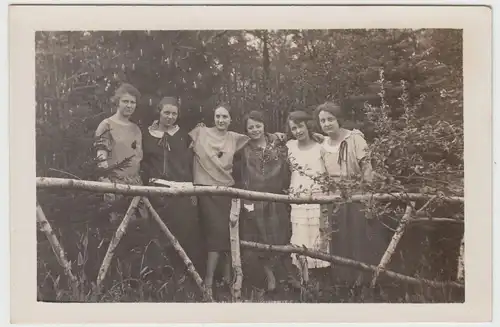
[36,177,465,302]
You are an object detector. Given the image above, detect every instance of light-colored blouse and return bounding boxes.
[321,140,342,178]
[286,140,326,197]
[320,129,369,180]
[188,126,250,186]
[94,117,143,184]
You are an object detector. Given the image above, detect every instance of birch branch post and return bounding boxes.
[410,217,463,224]
[371,203,414,288]
[240,241,464,290]
[297,255,309,302]
[94,196,141,297]
[142,197,213,302]
[229,198,243,302]
[36,203,80,298]
[457,235,465,282]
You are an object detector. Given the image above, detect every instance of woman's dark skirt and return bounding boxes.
[197,194,233,252]
[240,200,291,248]
[148,195,205,273]
[327,202,391,286]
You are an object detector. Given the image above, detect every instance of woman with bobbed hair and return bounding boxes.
[313,101,373,182]
[94,83,146,222]
[314,101,389,292]
[141,96,204,273]
[285,110,331,272]
[95,83,143,183]
[232,110,300,293]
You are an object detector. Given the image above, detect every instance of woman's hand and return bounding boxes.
[97,150,108,168]
[195,122,206,129]
[97,161,109,169]
[312,133,325,143]
[274,132,287,142]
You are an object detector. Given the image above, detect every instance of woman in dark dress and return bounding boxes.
[314,101,390,295]
[233,110,301,292]
[141,96,204,273]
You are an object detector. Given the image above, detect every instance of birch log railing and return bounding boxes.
[36,177,465,302]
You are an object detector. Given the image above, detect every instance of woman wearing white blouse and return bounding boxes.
[285,110,331,270]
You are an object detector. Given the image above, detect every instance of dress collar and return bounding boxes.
[148,120,180,138]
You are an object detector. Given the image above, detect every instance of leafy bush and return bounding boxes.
[36,29,463,303]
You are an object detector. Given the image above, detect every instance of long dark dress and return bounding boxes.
[233,134,292,255]
[325,202,389,285]
[141,125,204,272]
[320,132,391,288]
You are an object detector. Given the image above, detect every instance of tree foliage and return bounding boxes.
[35,29,463,303]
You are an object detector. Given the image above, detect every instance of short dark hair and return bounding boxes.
[157,96,180,124]
[286,110,316,140]
[214,102,232,116]
[314,101,344,130]
[157,96,179,111]
[111,83,141,104]
[242,110,267,133]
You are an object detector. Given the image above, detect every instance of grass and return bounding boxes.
[37,239,464,304]
[36,196,464,304]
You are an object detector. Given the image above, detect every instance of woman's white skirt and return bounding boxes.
[290,203,331,269]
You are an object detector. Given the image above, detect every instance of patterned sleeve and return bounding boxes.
[140,140,151,185]
[94,119,112,153]
[134,125,143,161]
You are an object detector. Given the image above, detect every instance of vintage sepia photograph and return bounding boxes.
[35,27,466,303]
[9,4,492,324]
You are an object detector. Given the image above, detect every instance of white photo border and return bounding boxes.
[8,3,493,324]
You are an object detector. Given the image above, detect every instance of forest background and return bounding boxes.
[35,29,464,303]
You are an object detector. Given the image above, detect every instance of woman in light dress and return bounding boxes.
[285,110,331,274]
[93,83,154,283]
[94,83,146,222]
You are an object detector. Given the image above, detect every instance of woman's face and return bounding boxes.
[214,106,231,131]
[116,93,137,118]
[289,120,309,142]
[318,110,340,135]
[246,118,265,140]
[159,104,179,127]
